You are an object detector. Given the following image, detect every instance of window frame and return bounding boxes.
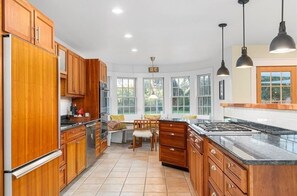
[116,77,137,114]
[197,74,212,116]
[143,77,164,114]
[256,66,297,104]
[171,76,191,114]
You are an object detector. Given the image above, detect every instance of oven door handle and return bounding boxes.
[86,123,96,128]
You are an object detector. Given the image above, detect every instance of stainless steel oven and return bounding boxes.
[100,82,109,139]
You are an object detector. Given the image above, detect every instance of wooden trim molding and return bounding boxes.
[221,103,297,111]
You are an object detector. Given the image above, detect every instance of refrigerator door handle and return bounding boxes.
[12,150,62,179]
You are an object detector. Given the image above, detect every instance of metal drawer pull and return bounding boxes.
[194,139,198,143]
[228,183,235,189]
[211,165,217,171]
[170,124,173,127]
[210,149,216,155]
[211,192,217,196]
[189,134,193,137]
[169,148,175,151]
[170,133,175,136]
[227,163,234,168]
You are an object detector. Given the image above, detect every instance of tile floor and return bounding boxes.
[61,142,195,196]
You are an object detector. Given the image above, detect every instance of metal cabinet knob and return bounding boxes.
[211,165,217,171]
[170,133,175,136]
[228,183,235,189]
[227,163,234,168]
[211,192,217,196]
[169,148,175,151]
[210,149,216,155]
[170,124,173,127]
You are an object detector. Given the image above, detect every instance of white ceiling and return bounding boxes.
[29,0,297,66]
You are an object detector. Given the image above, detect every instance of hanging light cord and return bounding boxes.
[242,2,246,47]
[281,0,284,22]
[221,26,224,60]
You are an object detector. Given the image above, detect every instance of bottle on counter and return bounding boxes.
[70,103,77,116]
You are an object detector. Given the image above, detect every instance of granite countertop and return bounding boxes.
[60,118,100,132]
[208,133,297,165]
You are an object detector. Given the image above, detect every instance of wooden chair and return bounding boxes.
[132,120,153,151]
[150,120,159,151]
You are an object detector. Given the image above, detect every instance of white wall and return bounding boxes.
[107,50,232,121]
[60,97,72,115]
[224,107,297,131]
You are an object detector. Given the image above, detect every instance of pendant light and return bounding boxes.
[236,0,253,68]
[269,0,296,53]
[217,23,230,76]
[148,57,158,99]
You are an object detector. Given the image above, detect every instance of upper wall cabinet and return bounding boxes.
[67,50,85,97]
[99,61,107,83]
[3,0,55,53]
[58,43,67,78]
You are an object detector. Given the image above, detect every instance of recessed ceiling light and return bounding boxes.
[112,7,123,15]
[131,48,138,52]
[124,33,133,39]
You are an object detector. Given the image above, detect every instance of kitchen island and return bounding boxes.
[160,118,297,196]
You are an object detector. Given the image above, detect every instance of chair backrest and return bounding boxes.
[110,114,125,121]
[150,120,159,130]
[144,114,161,120]
[182,114,197,119]
[134,120,151,131]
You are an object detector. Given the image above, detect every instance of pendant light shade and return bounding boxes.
[269,0,296,53]
[236,0,253,68]
[217,23,229,76]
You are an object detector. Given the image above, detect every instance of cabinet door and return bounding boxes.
[59,144,66,167]
[58,44,67,76]
[196,148,203,196]
[79,58,86,95]
[34,9,54,53]
[76,136,86,175]
[67,51,80,95]
[59,165,67,191]
[189,143,196,191]
[66,140,77,184]
[4,0,34,43]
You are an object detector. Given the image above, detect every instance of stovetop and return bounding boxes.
[191,121,260,136]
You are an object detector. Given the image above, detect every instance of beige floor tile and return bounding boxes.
[144,193,167,196]
[120,193,144,196]
[129,167,147,172]
[78,184,102,190]
[121,184,145,193]
[104,177,126,185]
[167,185,190,193]
[112,167,131,172]
[89,172,110,178]
[99,184,123,192]
[84,177,106,184]
[166,178,187,184]
[127,171,146,178]
[96,192,121,196]
[72,190,99,196]
[145,177,166,185]
[108,171,129,178]
[146,171,164,178]
[167,193,192,196]
[145,185,167,193]
[125,177,145,185]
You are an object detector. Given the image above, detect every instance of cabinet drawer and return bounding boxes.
[193,135,203,154]
[208,143,224,170]
[208,158,224,192]
[208,182,223,196]
[66,126,85,142]
[59,165,67,191]
[100,138,107,153]
[160,145,187,168]
[60,132,65,145]
[59,144,66,167]
[224,156,247,193]
[96,145,101,157]
[224,176,247,196]
[160,122,186,133]
[159,131,185,148]
[95,122,101,129]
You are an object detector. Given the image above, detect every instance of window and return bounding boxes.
[144,78,164,114]
[197,74,212,115]
[172,77,190,114]
[257,66,297,104]
[117,78,136,114]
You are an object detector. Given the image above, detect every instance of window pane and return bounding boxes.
[144,78,164,114]
[261,72,270,86]
[261,87,270,102]
[272,87,280,102]
[197,74,212,115]
[271,72,281,86]
[282,72,291,86]
[282,87,291,103]
[117,77,136,114]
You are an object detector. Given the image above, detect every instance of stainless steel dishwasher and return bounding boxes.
[85,122,98,168]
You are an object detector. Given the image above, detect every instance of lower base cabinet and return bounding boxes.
[59,165,67,191]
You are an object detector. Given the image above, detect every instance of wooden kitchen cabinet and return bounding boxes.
[65,126,86,184]
[57,43,67,77]
[159,121,187,168]
[99,60,107,83]
[67,50,86,97]
[3,0,55,53]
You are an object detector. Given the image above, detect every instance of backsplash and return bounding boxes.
[223,107,297,131]
[60,97,72,116]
